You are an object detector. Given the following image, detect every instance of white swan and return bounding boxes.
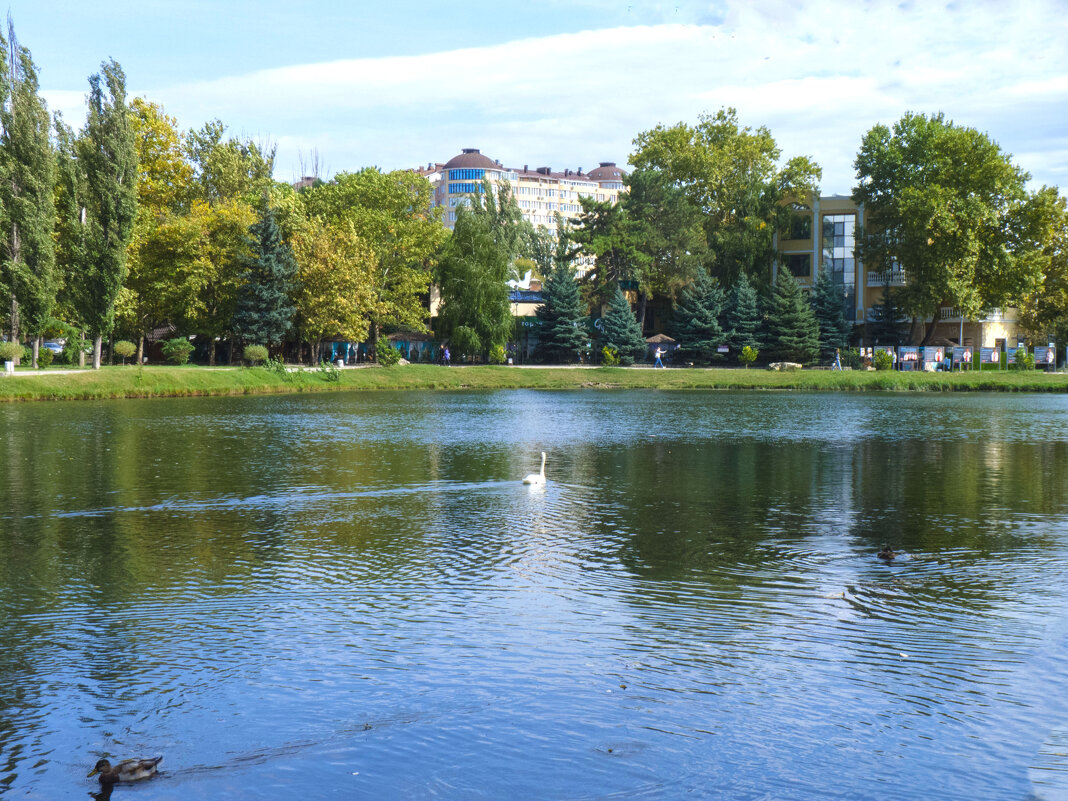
[522,452,546,485]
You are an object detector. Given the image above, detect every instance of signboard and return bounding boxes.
[952,347,974,368]
[980,347,998,365]
[922,346,944,364]
[898,346,919,370]
[1034,345,1055,366]
[717,345,729,353]
[1007,347,1018,365]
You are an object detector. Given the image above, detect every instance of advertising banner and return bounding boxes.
[1034,345,1055,367]
[922,346,945,365]
[980,347,998,365]
[1007,347,1018,365]
[898,346,919,370]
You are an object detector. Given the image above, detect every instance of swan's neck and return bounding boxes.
[540,452,546,476]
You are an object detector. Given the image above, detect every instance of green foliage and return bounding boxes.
[243,344,268,365]
[867,279,908,346]
[375,339,400,366]
[318,359,340,381]
[601,346,621,367]
[161,337,194,365]
[874,350,893,370]
[448,325,481,362]
[631,107,821,286]
[36,345,53,367]
[76,59,139,354]
[723,272,763,356]
[113,340,136,363]
[0,30,57,343]
[435,178,517,357]
[740,345,758,368]
[232,202,296,347]
[668,268,726,364]
[1013,348,1035,370]
[810,266,852,361]
[488,344,506,364]
[535,237,589,363]
[764,270,819,364]
[854,111,1046,334]
[599,284,646,365]
[1018,193,1068,349]
[0,341,22,362]
[264,356,287,376]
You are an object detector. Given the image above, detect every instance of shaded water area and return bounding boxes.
[3,390,1068,800]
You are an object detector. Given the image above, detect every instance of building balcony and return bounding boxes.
[939,307,1012,323]
[866,270,906,287]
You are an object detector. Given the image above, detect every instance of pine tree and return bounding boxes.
[867,278,907,346]
[0,23,56,368]
[232,202,297,349]
[535,241,588,363]
[668,268,725,364]
[599,282,646,365]
[765,269,819,364]
[76,59,138,369]
[810,266,851,361]
[723,272,762,358]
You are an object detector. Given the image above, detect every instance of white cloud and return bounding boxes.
[58,0,1067,192]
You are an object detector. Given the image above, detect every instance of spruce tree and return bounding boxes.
[723,272,762,358]
[76,59,138,369]
[535,248,588,363]
[232,202,297,349]
[867,278,907,346]
[810,266,851,361]
[0,24,55,368]
[765,269,819,364]
[599,282,646,365]
[668,268,725,364]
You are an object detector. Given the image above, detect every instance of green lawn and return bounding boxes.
[2,363,1067,402]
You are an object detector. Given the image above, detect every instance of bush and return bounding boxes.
[842,349,864,370]
[244,344,269,366]
[0,341,23,363]
[601,346,620,367]
[1013,349,1035,370]
[740,345,758,369]
[161,337,195,365]
[318,359,340,382]
[375,340,400,366]
[449,326,481,362]
[113,340,136,364]
[488,344,506,365]
[37,347,54,368]
[873,350,893,371]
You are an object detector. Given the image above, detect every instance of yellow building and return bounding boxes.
[413,149,625,235]
[775,195,1020,348]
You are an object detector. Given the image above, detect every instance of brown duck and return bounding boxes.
[88,756,162,784]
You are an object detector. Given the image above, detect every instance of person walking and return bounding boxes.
[654,347,665,368]
[443,347,451,367]
[833,348,842,371]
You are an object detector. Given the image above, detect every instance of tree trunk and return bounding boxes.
[227,339,235,365]
[32,336,40,369]
[636,292,648,335]
[136,335,144,365]
[78,331,86,367]
[108,334,114,365]
[92,335,102,370]
[919,309,937,346]
[9,292,18,346]
[209,338,216,367]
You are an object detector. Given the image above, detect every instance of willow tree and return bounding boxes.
[76,59,138,369]
[0,21,55,367]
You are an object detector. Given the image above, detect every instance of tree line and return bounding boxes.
[2,20,1065,369]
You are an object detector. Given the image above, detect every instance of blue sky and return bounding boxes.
[17,0,1068,193]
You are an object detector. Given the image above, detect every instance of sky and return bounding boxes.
[15,0,1068,194]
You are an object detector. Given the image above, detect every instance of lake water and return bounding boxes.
[2,390,1068,800]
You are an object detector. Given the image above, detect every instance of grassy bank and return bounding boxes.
[2,363,1068,402]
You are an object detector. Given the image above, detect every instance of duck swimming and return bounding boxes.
[88,756,162,785]
[877,545,897,561]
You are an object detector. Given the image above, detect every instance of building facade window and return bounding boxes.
[448,169,485,181]
[448,182,484,195]
[786,254,811,277]
[821,214,857,314]
[787,214,812,240]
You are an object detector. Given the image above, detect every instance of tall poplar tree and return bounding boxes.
[77,59,138,369]
[0,21,55,367]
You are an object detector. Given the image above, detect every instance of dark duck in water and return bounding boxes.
[877,545,898,561]
[88,756,162,785]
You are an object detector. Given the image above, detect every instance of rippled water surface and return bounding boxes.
[3,390,1068,799]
